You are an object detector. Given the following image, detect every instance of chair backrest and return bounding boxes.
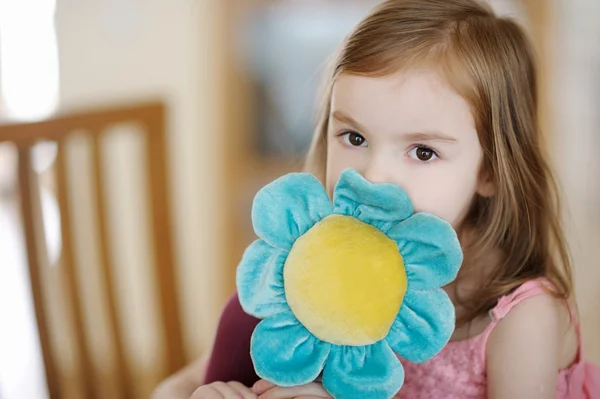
[0,102,185,399]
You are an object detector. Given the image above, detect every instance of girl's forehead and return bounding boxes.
[330,70,476,139]
[333,68,455,101]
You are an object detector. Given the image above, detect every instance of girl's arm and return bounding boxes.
[151,354,209,399]
[486,294,566,398]
[152,291,260,398]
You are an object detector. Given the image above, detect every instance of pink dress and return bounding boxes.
[396,278,600,398]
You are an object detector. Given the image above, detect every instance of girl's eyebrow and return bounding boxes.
[403,131,458,143]
[332,110,457,143]
[332,110,370,134]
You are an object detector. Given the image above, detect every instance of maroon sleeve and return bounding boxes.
[203,291,261,387]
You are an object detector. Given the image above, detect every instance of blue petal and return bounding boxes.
[236,240,290,318]
[332,169,413,232]
[387,288,455,363]
[252,173,332,251]
[251,312,331,386]
[322,342,404,399]
[387,213,463,290]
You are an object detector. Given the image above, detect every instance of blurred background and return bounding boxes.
[0,0,598,398]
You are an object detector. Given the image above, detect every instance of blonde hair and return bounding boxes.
[304,0,573,326]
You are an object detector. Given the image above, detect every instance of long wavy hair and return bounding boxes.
[303,0,573,326]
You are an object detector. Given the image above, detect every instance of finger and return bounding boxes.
[212,381,244,399]
[227,381,258,399]
[258,383,330,399]
[190,385,224,399]
[252,379,276,395]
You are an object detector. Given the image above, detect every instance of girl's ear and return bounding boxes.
[477,168,495,197]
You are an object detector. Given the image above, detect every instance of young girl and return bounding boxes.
[153,0,600,398]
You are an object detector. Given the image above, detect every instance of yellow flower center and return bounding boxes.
[284,214,407,346]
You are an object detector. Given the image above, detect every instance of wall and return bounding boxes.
[553,0,600,363]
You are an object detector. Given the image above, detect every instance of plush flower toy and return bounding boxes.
[236,169,463,399]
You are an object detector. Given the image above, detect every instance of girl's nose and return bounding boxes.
[362,159,395,185]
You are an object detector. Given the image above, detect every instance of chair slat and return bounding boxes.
[144,110,185,374]
[55,142,96,399]
[17,147,61,399]
[91,134,132,399]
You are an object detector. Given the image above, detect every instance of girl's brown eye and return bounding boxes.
[416,147,433,161]
[345,132,367,147]
[408,146,438,162]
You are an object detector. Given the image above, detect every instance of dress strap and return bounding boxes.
[489,278,552,321]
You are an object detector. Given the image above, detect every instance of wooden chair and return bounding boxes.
[0,102,185,399]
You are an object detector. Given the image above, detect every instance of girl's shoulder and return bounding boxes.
[484,277,584,396]
[486,277,579,368]
[398,278,579,398]
[482,278,600,398]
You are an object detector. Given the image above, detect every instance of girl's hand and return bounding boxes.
[251,379,332,399]
[190,381,257,399]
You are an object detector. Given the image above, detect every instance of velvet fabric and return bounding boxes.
[236,169,463,398]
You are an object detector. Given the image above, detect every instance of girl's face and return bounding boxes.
[326,69,493,227]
